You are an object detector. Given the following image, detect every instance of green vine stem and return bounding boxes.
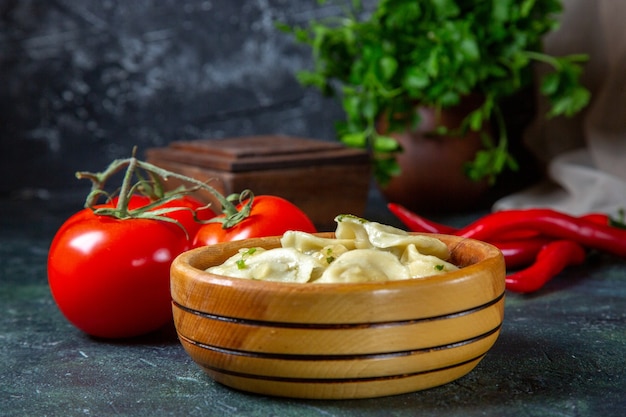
[75,148,254,231]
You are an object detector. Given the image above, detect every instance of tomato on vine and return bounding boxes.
[47,151,228,339]
[193,194,317,247]
[48,149,317,339]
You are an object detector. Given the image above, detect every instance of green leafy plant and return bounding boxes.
[280,0,590,186]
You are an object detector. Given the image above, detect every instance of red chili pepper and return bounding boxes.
[491,237,552,270]
[387,203,552,269]
[505,240,587,293]
[387,203,457,234]
[387,203,539,240]
[457,209,626,258]
[580,213,611,226]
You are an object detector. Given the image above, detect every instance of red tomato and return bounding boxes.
[192,195,317,247]
[47,195,212,339]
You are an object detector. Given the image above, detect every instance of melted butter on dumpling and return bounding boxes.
[315,249,410,283]
[207,247,324,283]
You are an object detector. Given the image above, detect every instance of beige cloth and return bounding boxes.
[494,0,626,217]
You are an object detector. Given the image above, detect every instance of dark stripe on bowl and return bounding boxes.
[172,290,504,329]
[178,323,501,361]
[200,353,486,384]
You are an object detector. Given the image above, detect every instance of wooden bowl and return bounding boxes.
[170,233,505,399]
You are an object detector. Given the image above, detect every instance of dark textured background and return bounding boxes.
[0,0,358,196]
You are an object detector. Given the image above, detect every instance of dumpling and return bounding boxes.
[280,230,355,253]
[333,215,372,249]
[280,230,353,267]
[334,214,450,259]
[315,249,410,283]
[206,247,325,283]
[401,244,458,278]
[206,215,458,284]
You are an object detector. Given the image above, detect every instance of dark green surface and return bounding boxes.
[1,190,625,417]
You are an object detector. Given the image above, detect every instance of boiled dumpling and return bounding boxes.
[335,214,450,259]
[206,247,325,283]
[280,230,355,254]
[206,215,458,284]
[315,249,410,283]
[280,230,353,267]
[401,244,458,278]
[334,215,372,249]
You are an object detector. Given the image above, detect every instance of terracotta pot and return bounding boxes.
[378,99,491,214]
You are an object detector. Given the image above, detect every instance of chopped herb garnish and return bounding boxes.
[236,248,257,270]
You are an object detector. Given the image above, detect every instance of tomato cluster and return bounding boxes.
[48,194,316,339]
[193,195,317,247]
